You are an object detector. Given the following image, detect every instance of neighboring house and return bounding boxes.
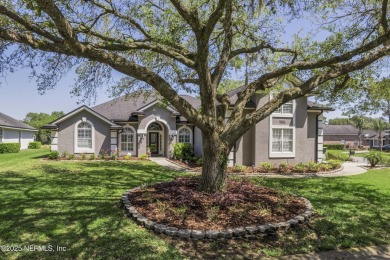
[323,124,390,148]
[43,88,332,165]
[0,112,37,149]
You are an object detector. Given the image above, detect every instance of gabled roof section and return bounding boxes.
[0,112,37,131]
[307,101,334,111]
[44,105,121,128]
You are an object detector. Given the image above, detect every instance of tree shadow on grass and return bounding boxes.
[172,176,390,259]
[0,161,184,259]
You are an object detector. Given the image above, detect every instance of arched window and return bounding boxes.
[75,121,94,153]
[178,127,191,143]
[148,122,162,131]
[121,127,135,151]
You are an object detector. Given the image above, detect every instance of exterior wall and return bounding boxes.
[137,106,177,157]
[20,131,35,149]
[250,94,316,165]
[193,126,203,156]
[235,124,255,166]
[57,110,111,155]
[0,128,34,149]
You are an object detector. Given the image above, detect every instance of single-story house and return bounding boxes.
[323,124,390,148]
[0,112,37,149]
[43,88,332,165]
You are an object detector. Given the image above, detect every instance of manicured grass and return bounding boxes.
[353,151,390,158]
[1,149,389,259]
[0,149,182,259]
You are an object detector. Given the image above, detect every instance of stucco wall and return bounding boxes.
[1,129,34,149]
[57,110,111,155]
[193,126,203,156]
[250,95,316,165]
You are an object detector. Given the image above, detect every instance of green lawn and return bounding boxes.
[0,149,390,259]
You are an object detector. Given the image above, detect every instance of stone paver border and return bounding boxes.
[120,182,315,240]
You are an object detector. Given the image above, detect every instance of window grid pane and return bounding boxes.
[272,129,293,153]
[178,128,191,143]
[121,128,134,151]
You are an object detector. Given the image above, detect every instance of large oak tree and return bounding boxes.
[1,0,389,192]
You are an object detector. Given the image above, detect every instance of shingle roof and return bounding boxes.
[91,92,202,121]
[323,124,388,137]
[0,112,37,131]
[307,101,333,111]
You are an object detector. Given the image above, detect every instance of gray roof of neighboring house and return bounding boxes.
[0,112,37,131]
[307,101,333,111]
[323,124,388,137]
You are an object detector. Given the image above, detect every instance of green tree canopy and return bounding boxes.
[23,111,64,143]
[1,0,390,192]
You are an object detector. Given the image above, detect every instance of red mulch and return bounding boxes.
[128,177,306,230]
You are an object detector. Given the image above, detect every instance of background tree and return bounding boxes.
[351,116,368,148]
[372,118,389,151]
[23,111,64,144]
[1,0,390,192]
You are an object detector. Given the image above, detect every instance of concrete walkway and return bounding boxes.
[276,244,390,259]
[149,157,368,178]
[148,157,189,171]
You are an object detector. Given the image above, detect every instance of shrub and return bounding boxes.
[0,143,20,154]
[28,141,42,149]
[293,163,307,173]
[173,143,193,160]
[61,151,69,158]
[232,164,246,173]
[318,163,332,172]
[364,151,384,167]
[196,157,203,166]
[327,159,342,169]
[278,162,291,174]
[111,154,117,160]
[140,153,148,160]
[326,151,348,161]
[123,155,131,160]
[89,154,96,160]
[306,161,320,172]
[324,144,345,150]
[80,153,87,160]
[67,154,75,160]
[48,151,59,160]
[259,162,273,172]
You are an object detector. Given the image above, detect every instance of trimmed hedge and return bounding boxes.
[173,143,193,160]
[324,144,345,150]
[0,143,21,154]
[28,141,42,149]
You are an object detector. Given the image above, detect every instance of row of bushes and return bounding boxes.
[28,141,42,149]
[364,151,390,167]
[324,144,345,150]
[325,151,352,161]
[228,160,342,174]
[0,143,20,153]
[47,150,149,161]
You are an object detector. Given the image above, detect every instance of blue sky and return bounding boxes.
[0,67,343,121]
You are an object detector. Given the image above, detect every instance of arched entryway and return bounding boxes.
[147,122,165,156]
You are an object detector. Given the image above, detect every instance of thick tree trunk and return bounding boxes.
[200,132,230,193]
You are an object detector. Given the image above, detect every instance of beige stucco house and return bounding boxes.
[44,88,331,165]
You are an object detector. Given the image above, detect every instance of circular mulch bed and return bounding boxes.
[121,177,314,240]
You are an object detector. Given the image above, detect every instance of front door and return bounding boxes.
[149,132,159,154]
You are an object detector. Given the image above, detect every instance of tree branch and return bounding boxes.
[380,0,389,33]
[35,0,80,50]
[169,0,201,32]
[229,42,297,59]
[222,42,390,143]
[0,4,61,43]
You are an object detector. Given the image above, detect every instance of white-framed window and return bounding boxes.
[0,128,2,143]
[74,119,94,153]
[271,128,294,153]
[178,126,192,143]
[274,101,293,114]
[120,127,135,151]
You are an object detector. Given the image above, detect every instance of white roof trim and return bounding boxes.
[51,106,118,126]
[0,125,37,132]
[135,100,178,113]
